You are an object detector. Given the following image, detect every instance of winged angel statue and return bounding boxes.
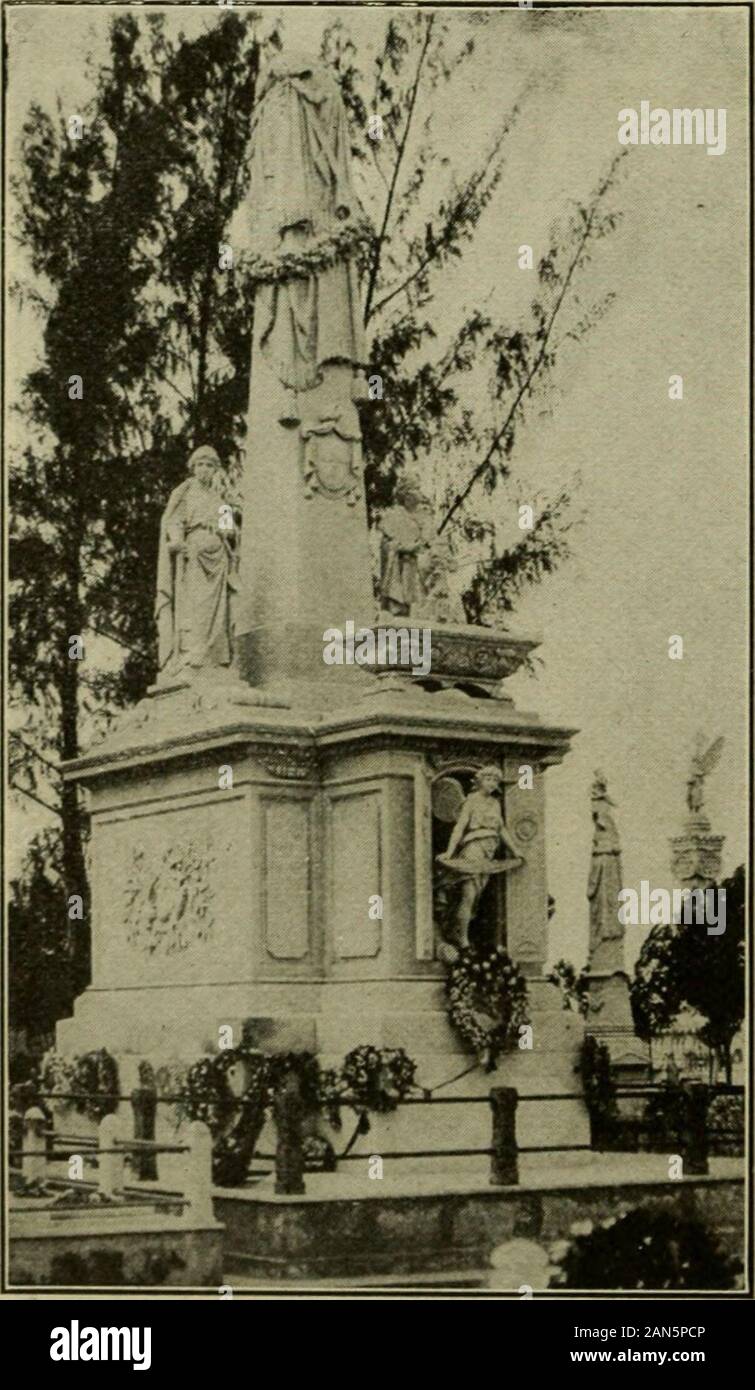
[686,734,725,815]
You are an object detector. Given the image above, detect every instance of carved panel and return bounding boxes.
[254,745,318,780]
[261,798,312,959]
[328,789,382,959]
[123,842,216,956]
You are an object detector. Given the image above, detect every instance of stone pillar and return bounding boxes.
[182,1121,215,1223]
[236,350,375,691]
[98,1113,124,1200]
[274,1071,306,1195]
[131,1080,157,1181]
[502,755,548,973]
[678,1083,709,1176]
[22,1108,47,1185]
[489,1087,519,1186]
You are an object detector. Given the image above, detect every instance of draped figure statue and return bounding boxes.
[155,446,239,679]
[586,770,625,972]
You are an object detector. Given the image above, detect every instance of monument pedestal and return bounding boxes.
[585,971,650,1081]
[60,629,578,1104]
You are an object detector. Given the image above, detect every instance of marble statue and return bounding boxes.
[240,51,367,498]
[437,765,523,950]
[155,446,239,679]
[586,770,625,972]
[686,733,724,816]
[378,477,466,622]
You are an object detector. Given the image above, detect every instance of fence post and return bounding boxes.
[131,1078,158,1181]
[274,1071,306,1195]
[183,1121,214,1223]
[680,1082,709,1176]
[98,1113,125,1199]
[9,1088,26,1171]
[22,1108,48,1184]
[489,1087,519,1186]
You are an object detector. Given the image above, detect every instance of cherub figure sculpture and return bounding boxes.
[686,734,725,815]
[436,764,524,951]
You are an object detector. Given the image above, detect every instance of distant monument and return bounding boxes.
[584,771,649,1077]
[586,770,625,973]
[671,734,725,890]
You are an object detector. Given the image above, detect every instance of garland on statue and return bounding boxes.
[241,220,372,286]
[444,945,530,1072]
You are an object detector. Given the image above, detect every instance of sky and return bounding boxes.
[6,4,750,971]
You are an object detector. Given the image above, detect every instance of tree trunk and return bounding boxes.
[59,532,90,997]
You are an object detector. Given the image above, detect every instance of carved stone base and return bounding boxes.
[670,817,725,890]
[60,679,575,1067]
[585,971,650,1079]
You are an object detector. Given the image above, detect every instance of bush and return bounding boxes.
[548,1206,740,1290]
[578,1035,618,1147]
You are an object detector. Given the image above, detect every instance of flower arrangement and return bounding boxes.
[177,1043,419,1184]
[548,1207,740,1290]
[41,1048,119,1122]
[547,958,591,1017]
[444,945,529,1071]
[323,1046,417,1129]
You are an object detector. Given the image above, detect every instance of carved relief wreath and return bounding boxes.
[124,842,216,956]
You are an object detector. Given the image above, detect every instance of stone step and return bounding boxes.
[316,1006,583,1057]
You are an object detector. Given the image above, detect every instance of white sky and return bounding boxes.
[6,4,749,971]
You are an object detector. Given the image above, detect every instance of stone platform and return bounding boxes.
[217,1157,744,1283]
[58,634,576,1069]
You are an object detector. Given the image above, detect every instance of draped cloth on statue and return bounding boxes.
[155,478,237,676]
[242,52,367,396]
[587,796,625,972]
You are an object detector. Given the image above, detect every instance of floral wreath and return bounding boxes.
[242,220,372,287]
[177,1046,321,1187]
[444,945,529,1072]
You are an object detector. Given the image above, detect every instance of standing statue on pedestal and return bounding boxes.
[378,476,466,623]
[686,733,725,816]
[236,51,369,502]
[155,446,239,680]
[586,770,625,972]
[437,765,524,952]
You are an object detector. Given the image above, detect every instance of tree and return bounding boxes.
[8,831,73,1048]
[630,867,745,1083]
[322,11,624,619]
[10,12,274,999]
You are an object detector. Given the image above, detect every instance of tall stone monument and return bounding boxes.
[584,772,649,1076]
[58,52,585,1161]
[670,734,726,890]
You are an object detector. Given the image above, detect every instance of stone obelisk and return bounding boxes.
[232,52,375,697]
